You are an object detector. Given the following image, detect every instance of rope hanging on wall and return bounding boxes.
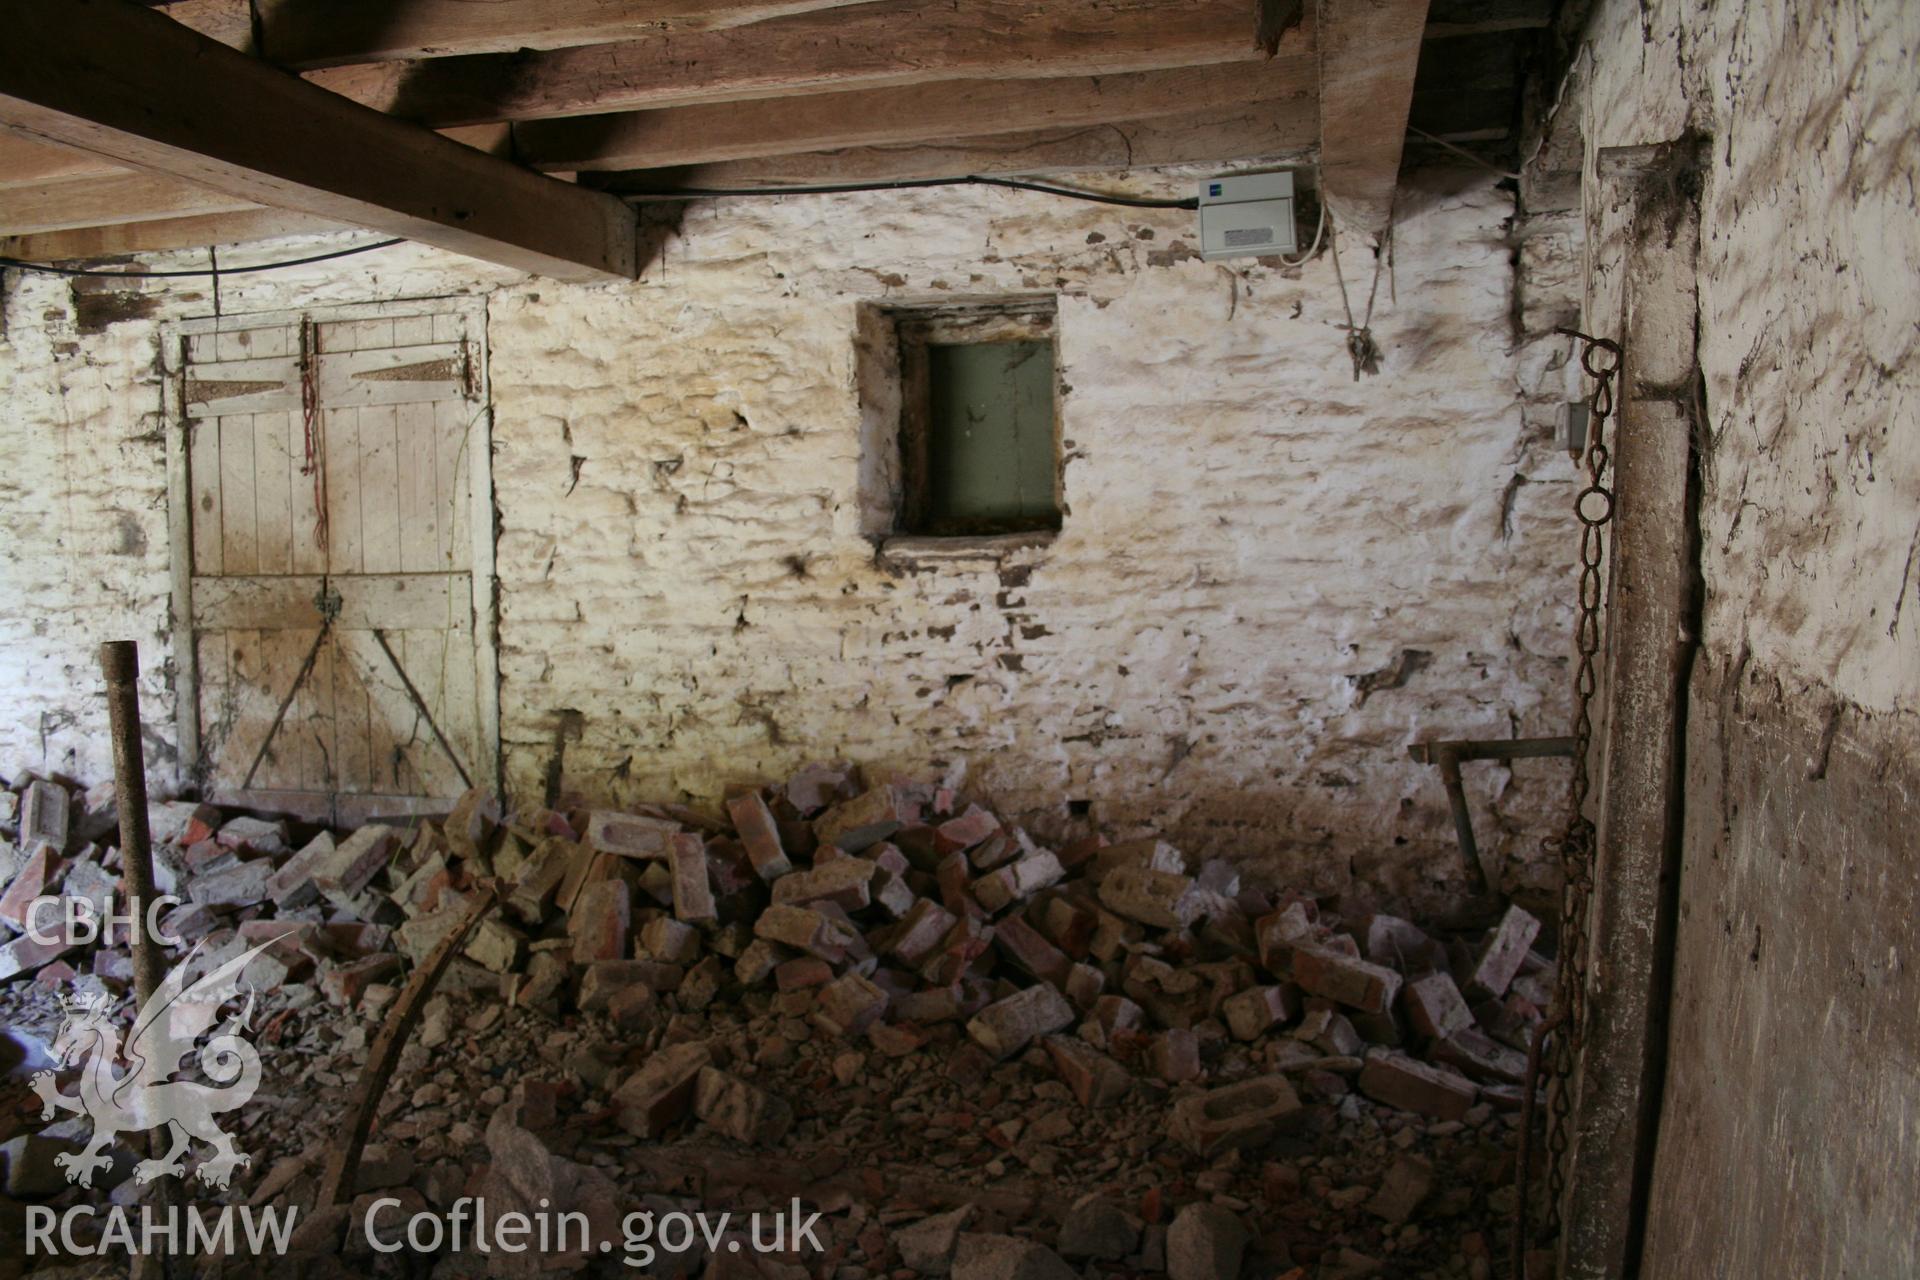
[1328,219,1387,380]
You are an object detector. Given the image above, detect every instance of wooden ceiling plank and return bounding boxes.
[1316,0,1431,240]
[2,208,350,262]
[0,128,130,189]
[515,58,1317,173]
[0,0,638,281]
[595,98,1317,190]
[253,0,888,68]
[0,172,257,236]
[305,0,1295,127]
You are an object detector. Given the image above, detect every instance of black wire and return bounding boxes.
[0,237,406,280]
[624,174,1199,210]
[0,176,1189,280]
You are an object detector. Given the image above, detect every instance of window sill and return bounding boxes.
[878,530,1056,566]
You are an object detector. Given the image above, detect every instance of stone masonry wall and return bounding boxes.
[0,165,1582,910]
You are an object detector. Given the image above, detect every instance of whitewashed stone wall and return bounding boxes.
[1575,1,1920,1274]
[0,166,1581,907]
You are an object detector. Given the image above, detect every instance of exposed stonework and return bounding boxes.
[0,165,1580,906]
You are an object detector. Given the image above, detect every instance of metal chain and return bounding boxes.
[1514,329,1622,1271]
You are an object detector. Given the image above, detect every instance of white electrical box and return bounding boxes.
[1198,171,1297,260]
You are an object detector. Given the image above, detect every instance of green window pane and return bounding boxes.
[923,339,1058,534]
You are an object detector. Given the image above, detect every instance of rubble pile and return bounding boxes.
[0,764,1556,1279]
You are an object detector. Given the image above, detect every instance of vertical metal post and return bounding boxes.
[99,640,171,1280]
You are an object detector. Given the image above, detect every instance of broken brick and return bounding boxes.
[1292,944,1403,1015]
[966,983,1074,1059]
[771,857,875,911]
[1469,904,1542,997]
[585,811,678,860]
[1223,985,1298,1041]
[724,791,792,881]
[992,915,1072,986]
[694,1067,793,1144]
[1357,1052,1478,1120]
[815,970,890,1036]
[612,1043,711,1138]
[812,786,903,853]
[1402,971,1475,1040]
[667,832,717,924]
[1043,1035,1134,1107]
[1170,1075,1303,1156]
[1151,1028,1202,1082]
[569,879,631,963]
[1098,865,1204,930]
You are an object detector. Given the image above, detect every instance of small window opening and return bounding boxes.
[893,300,1061,537]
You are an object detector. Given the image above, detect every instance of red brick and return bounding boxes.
[991,915,1072,986]
[1469,905,1542,997]
[0,846,63,931]
[771,857,875,911]
[1223,985,1298,1040]
[585,811,678,860]
[613,1043,711,1138]
[1151,1028,1202,1082]
[1402,972,1474,1040]
[1291,945,1402,1015]
[815,971,890,1036]
[934,804,1000,854]
[966,983,1073,1058]
[1357,1053,1477,1120]
[813,786,903,853]
[667,832,717,924]
[725,791,792,881]
[569,879,631,963]
[1044,1035,1134,1107]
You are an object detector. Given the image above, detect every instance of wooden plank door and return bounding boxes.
[165,300,497,825]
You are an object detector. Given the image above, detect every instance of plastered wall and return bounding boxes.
[0,166,1583,908]
[1575,0,1920,1272]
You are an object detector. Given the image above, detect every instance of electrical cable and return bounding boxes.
[0,237,405,280]
[1276,195,1329,266]
[623,173,1200,209]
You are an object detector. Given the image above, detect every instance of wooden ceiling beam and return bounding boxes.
[0,129,129,189]
[305,0,1295,127]
[516,58,1317,173]
[1,208,347,262]
[1316,0,1431,240]
[0,0,637,281]
[253,0,887,69]
[595,98,1317,190]
[0,172,257,236]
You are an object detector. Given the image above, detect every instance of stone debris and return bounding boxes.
[0,764,1556,1279]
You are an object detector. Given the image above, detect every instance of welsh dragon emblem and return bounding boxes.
[30,937,285,1189]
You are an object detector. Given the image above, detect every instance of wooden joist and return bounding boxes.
[306,0,1286,127]
[254,0,886,68]
[519,58,1317,174]
[0,172,257,236]
[0,131,127,189]
[0,0,637,281]
[1,209,348,263]
[1316,0,1431,240]
[603,99,1317,191]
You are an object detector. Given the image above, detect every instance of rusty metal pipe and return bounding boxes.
[100,640,173,1280]
[1407,736,1576,896]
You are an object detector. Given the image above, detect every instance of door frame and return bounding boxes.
[161,295,500,823]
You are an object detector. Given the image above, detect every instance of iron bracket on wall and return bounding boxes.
[1407,736,1575,895]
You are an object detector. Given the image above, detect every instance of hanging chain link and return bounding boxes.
[1514,329,1622,1270]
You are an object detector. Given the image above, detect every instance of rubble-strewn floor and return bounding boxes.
[0,766,1549,1279]
[3,979,1522,1280]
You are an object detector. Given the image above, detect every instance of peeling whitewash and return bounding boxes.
[1576,0,1920,1274]
[0,166,1585,910]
